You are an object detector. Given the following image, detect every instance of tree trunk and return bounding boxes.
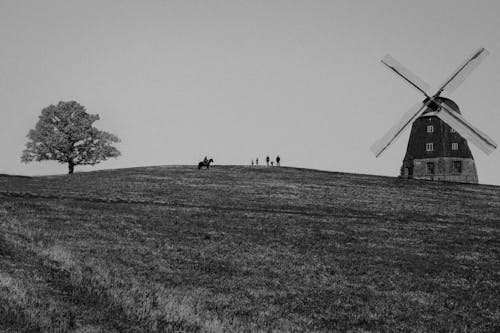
[68,162,75,174]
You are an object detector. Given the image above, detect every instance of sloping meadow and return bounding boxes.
[0,166,499,332]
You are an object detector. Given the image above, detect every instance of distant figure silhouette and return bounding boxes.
[198,158,214,170]
[256,158,259,166]
[271,161,274,166]
[251,160,254,167]
[266,156,270,166]
[276,155,280,166]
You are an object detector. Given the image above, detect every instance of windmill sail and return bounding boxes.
[370,101,428,157]
[437,47,489,96]
[437,102,497,155]
[381,54,432,97]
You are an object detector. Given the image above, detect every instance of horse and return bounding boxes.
[198,158,214,170]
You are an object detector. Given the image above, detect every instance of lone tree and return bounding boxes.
[21,101,121,174]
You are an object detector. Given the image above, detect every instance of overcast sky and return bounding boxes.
[1,0,499,185]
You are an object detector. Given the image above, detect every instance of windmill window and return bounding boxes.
[450,128,456,133]
[452,143,458,150]
[453,160,462,173]
[426,143,434,152]
[427,162,435,175]
[427,125,434,133]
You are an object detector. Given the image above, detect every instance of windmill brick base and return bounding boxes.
[401,157,478,183]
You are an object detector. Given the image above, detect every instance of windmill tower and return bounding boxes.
[371,48,497,183]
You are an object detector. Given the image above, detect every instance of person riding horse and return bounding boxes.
[198,158,214,170]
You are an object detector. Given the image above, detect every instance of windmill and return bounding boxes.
[371,47,497,183]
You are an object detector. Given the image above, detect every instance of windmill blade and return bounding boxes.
[437,47,489,96]
[381,54,432,97]
[437,102,497,155]
[371,101,428,157]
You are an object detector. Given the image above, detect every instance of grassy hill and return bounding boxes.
[0,165,499,332]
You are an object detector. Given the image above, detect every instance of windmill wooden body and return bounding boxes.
[371,48,497,183]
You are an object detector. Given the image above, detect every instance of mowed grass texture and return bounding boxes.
[0,166,499,332]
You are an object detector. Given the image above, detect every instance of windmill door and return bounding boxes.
[402,163,414,177]
[404,167,413,177]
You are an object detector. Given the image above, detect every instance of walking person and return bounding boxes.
[276,155,280,166]
[256,158,259,166]
[266,156,270,166]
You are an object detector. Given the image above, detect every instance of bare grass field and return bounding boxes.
[0,166,499,332]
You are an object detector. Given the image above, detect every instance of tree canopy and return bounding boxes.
[21,101,121,174]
